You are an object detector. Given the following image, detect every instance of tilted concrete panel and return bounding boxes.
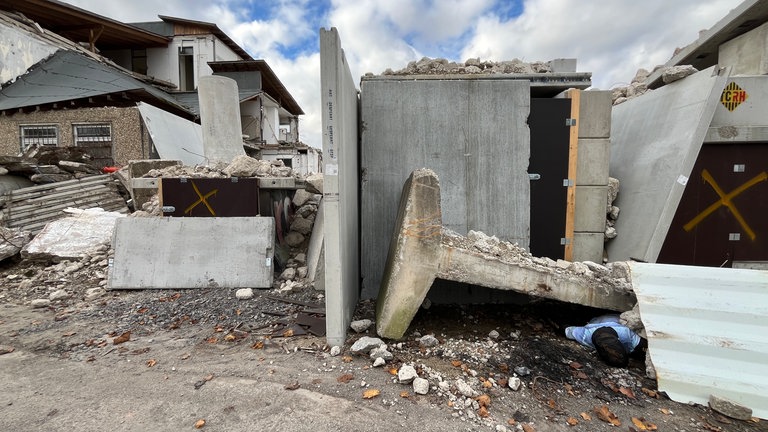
[109,217,274,289]
[360,78,530,299]
[607,66,729,262]
[198,75,246,164]
[320,28,360,347]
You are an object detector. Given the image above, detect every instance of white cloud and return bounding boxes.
[60,0,742,148]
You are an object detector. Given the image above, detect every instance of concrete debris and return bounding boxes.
[397,364,419,384]
[350,319,373,333]
[291,189,314,207]
[290,217,313,236]
[0,226,31,261]
[329,346,341,357]
[304,173,324,194]
[235,288,254,300]
[662,65,698,84]
[508,377,522,391]
[0,147,101,185]
[372,357,386,367]
[280,267,296,281]
[619,303,645,338]
[605,177,620,241]
[369,346,393,361]
[514,366,531,377]
[413,377,430,395]
[455,379,478,398]
[48,289,69,301]
[488,330,500,340]
[21,208,125,261]
[350,336,384,354]
[84,287,105,301]
[222,155,273,177]
[709,394,753,420]
[30,299,51,308]
[373,57,574,77]
[419,334,439,348]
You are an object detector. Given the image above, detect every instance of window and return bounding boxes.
[20,125,58,151]
[73,124,112,144]
[179,45,194,91]
[132,48,148,75]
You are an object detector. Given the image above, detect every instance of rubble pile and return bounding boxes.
[0,146,101,184]
[612,65,699,105]
[372,57,560,77]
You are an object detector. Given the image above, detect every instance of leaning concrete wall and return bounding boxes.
[319,28,360,346]
[360,77,530,299]
[607,66,729,262]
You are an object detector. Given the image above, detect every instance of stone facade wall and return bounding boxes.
[0,106,149,166]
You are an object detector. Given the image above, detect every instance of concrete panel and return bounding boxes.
[576,138,610,186]
[572,232,605,263]
[198,75,246,164]
[577,90,612,139]
[607,66,729,262]
[109,217,274,289]
[320,28,360,347]
[360,78,530,299]
[711,76,768,127]
[137,102,204,166]
[719,22,768,76]
[574,185,607,232]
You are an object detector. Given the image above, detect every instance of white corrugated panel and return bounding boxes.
[630,262,768,419]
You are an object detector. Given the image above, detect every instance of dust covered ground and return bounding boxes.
[0,257,765,432]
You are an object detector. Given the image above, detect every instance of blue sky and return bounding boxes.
[64,0,741,148]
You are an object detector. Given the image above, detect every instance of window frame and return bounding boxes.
[19,124,59,151]
[73,123,112,144]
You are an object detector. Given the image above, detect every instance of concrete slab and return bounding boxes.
[576,138,610,186]
[198,75,246,164]
[607,66,729,262]
[108,217,274,289]
[574,185,607,232]
[375,169,635,340]
[319,28,360,347]
[22,208,125,261]
[360,77,530,299]
[575,90,612,139]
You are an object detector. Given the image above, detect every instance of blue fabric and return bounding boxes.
[565,315,641,353]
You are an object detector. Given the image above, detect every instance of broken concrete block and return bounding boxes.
[329,346,341,357]
[372,357,386,367]
[350,336,384,354]
[292,189,313,207]
[305,173,323,194]
[413,377,429,395]
[285,232,305,247]
[508,377,522,391]
[223,155,263,177]
[709,394,752,420]
[49,289,69,301]
[455,379,477,397]
[662,65,698,84]
[350,319,373,333]
[369,347,393,361]
[30,299,50,308]
[280,268,296,281]
[419,335,439,347]
[58,160,97,173]
[235,288,254,300]
[397,364,418,384]
[0,227,31,262]
[84,287,105,301]
[290,217,313,235]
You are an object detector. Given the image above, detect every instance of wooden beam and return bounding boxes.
[88,25,104,52]
[563,89,580,261]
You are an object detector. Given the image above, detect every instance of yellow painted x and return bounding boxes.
[683,169,767,240]
[184,180,218,216]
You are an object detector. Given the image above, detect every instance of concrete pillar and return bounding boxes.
[198,75,245,164]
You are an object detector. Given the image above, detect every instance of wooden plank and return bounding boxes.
[564,89,580,261]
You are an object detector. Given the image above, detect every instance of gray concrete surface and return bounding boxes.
[319,28,360,347]
[108,217,274,289]
[360,77,530,300]
[137,102,204,166]
[719,21,768,76]
[607,66,729,263]
[198,75,246,164]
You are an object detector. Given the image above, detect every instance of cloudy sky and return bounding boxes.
[64,0,741,148]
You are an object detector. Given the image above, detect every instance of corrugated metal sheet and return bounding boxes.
[630,262,768,418]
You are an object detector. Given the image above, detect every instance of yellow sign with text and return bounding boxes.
[721,82,748,111]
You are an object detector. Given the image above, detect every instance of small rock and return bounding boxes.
[30,299,51,308]
[280,267,297,281]
[421,297,432,310]
[514,366,530,377]
[369,347,393,361]
[329,346,341,357]
[488,330,499,340]
[350,336,384,354]
[413,377,429,395]
[509,330,521,340]
[662,65,697,84]
[709,395,752,420]
[296,267,308,279]
[0,345,14,355]
[84,287,105,301]
[455,379,477,397]
[438,381,450,392]
[285,232,305,247]
[350,319,373,333]
[292,189,313,207]
[398,364,419,384]
[508,377,522,391]
[373,357,386,367]
[235,288,254,300]
[419,334,439,348]
[49,289,69,301]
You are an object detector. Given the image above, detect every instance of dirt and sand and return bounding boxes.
[0,255,765,432]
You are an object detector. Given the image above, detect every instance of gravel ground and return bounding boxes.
[0,251,766,432]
